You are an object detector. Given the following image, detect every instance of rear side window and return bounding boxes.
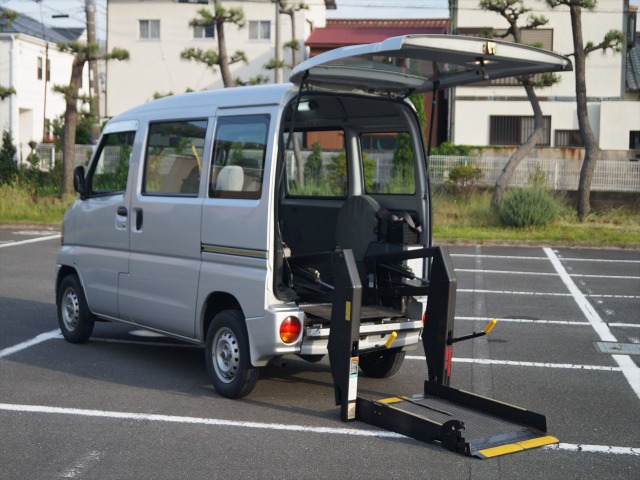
[362,132,416,194]
[89,131,136,195]
[284,129,347,197]
[209,115,269,200]
[143,120,208,196]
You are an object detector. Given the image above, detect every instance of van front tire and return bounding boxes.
[205,310,259,398]
[57,275,94,344]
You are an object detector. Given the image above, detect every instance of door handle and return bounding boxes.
[117,206,128,217]
[134,208,143,231]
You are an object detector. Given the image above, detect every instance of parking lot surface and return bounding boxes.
[1,229,639,479]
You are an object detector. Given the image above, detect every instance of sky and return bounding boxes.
[1,0,638,35]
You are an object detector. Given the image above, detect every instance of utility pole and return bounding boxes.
[86,0,100,142]
[275,1,282,83]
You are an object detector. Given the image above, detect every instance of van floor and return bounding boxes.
[300,303,403,321]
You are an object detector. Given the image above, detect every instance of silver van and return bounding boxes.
[56,35,570,399]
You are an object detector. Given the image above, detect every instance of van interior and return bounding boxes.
[276,92,429,320]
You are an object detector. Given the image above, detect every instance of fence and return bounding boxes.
[30,145,640,193]
[429,156,640,193]
[32,144,94,172]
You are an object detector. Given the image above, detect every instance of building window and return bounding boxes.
[37,57,43,80]
[46,59,50,82]
[555,130,583,147]
[193,24,215,39]
[630,131,640,149]
[139,19,160,40]
[489,116,551,146]
[249,21,271,40]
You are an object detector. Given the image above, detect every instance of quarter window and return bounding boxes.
[285,130,347,198]
[89,131,136,195]
[209,115,270,200]
[143,120,208,196]
[362,132,416,194]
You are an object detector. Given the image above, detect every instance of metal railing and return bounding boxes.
[28,145,640,193]
[428,156,640,193]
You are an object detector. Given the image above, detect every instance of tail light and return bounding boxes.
[279,316,301,344]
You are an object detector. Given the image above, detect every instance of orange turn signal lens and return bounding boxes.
[279,316,301,344]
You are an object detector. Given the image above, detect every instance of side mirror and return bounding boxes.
[73,166,87,199]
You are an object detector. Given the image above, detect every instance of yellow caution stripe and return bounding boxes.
[477,436,558,458]
[377,396,406,404]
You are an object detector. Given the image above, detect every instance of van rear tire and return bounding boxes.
[57,274,94,344]
[205,310,259,398]
[359,349,405,378]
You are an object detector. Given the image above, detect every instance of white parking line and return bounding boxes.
[0,234,61,248]
[544,443,640,456]
[456,316,640,329]
[0,403,637,456]
[559,257,640,264]
[456,268,640,281]
[452,253,640,264]
[456,316,590,326]
[406,356,621,371]
[0,403,404,439]
[458,289,640,300]
[0,330,61,359]
[545,248,640,400]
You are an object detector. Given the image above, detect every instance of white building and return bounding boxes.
[106,0,332,117]
[0,8,89,163]
[452,0,640,156]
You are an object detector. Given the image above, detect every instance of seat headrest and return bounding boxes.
[216,165,244,191]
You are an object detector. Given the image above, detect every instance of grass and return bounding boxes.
[432,190,640,248]
[1,184,638,248]
[0,184,75,224]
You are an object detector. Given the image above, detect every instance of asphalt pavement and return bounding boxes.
[1,229,638,479]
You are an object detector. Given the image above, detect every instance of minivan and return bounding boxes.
[56,35,571,399]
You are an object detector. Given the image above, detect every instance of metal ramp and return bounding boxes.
[356,383,557,458]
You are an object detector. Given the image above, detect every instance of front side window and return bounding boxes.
[209,115,270,200]
[285,130,347,198]
[143,120,207,196]
[90,131,136,195]
[37,57,43,80]
[362,132,416,194]
[249,20,271,40]
[139,19,160,39]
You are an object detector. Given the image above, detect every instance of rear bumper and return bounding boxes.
[300,319,422,355]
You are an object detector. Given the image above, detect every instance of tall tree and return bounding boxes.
[181,2,247,88]
[55,42,129,194]
[480,0,559,209]
[545,0,623,220]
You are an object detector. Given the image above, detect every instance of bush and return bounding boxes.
[0,130,18,184]
[498,187,558,228]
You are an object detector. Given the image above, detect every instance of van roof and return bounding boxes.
[111,83,295,122]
